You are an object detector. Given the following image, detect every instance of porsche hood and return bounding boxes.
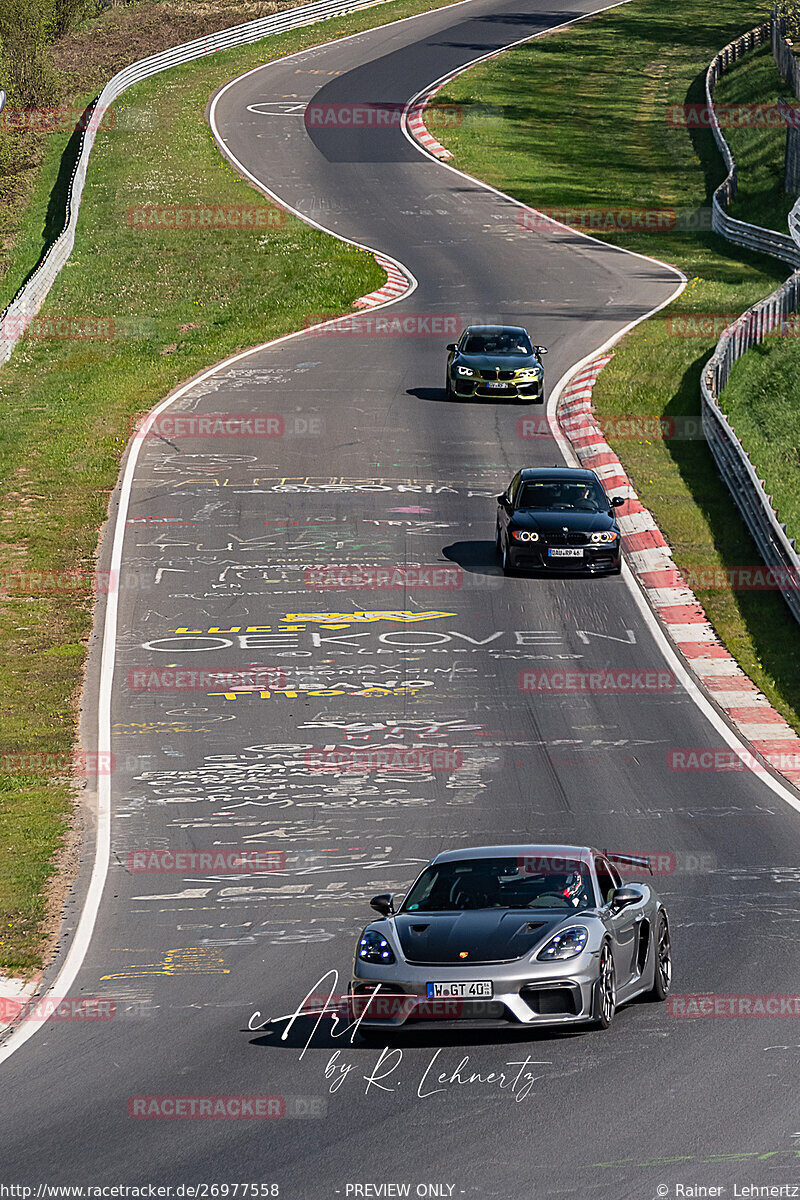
[392,910,568,965]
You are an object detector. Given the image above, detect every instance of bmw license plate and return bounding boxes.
[426,981,493,999]
[548,548,583,558]
[485,381,507,389]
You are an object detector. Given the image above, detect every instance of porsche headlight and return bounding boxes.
[358,929,396,964]
[456,365,476,377]
[590,531,618,543]
[511,529,539,542]
[536,926,589,961]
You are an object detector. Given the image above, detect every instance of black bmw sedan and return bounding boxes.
[446,324,546,402]
[496,466,625,575]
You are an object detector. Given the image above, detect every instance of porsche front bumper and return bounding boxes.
[351,954,600,1028]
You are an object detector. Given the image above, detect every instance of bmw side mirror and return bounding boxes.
[496,493,510,507]
[611,886,642,909]
[536,345,548,354]
[370,893,394,916]
[610,496,625,507]
[446,343,457,351]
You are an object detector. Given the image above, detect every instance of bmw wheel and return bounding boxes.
[500,534,513,576]
[645,912,671,1001]
[592,942,616,1029]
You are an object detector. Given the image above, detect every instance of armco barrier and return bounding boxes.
[700,21,800,623]
[772,6,800,99]
[700,278,800,624]
[707,21,800,266]
[0,0,399,367]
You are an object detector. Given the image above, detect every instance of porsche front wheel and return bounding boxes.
[592,942,616,1029]
[644,912,672,1001]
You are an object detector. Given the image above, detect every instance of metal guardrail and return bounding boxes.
[701,22,800,623]
[701,280,800,623]
[789,192,800,244]
[707,22,800,266]
[772,7,800,99]
[0,0,394,367]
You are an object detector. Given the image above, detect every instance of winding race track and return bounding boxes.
[3,0,800,1194]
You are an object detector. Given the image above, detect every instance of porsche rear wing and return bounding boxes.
[603,851,653,875]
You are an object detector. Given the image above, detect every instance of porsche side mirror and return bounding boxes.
[611,886,642,909]
[610,496,625,507]
[370,893,394,916]
[446,343,457,351]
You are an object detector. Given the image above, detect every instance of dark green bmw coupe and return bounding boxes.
[445,324,546,402]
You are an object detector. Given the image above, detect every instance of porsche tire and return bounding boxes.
[644,911,671,1002]
[591,942,616,1029]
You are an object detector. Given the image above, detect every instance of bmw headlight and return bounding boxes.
[456,365,476,377]
[358,929,396,964]
[536,926,589,961]
[590,531,618,543]
[515,368,543,379]
[511,529,539,542]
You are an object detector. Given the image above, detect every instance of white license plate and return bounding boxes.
[549,547,583,558]
[485,381,508,389]
[426,981,493,999]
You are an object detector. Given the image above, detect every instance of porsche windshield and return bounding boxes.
[517,479,607,513]
[463,331,533,356]
[401,856,594,912]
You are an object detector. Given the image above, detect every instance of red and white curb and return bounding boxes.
[559,353,800,791]
[406,92,453,161]
[352,254,412,308]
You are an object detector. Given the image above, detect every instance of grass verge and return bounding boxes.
[433,0,800,731]
[0,0,465,976]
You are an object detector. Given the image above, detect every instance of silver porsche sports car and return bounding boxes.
[350,844,671,1031]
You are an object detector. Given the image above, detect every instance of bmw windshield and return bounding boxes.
[517,479,608,513]
[401,856,594,912]
[463,332,534,355]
